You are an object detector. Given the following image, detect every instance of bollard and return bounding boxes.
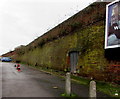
[65,72,71,96]
[89,80,96,99]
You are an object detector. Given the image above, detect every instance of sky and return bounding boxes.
[0,0,97,55]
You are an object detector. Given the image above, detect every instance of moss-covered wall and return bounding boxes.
[17,33,77,71]
[16,22,110,80]
[76,24,108,79]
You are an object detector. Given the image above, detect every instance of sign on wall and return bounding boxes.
[105,0,120,49]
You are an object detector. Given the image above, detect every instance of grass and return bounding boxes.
[71,75,120,97]
[96,81,120,97]
[20,62,120,97]
[61,93,78,98]
[71,75,91,85]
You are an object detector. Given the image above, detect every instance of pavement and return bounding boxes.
[1,62,111,98]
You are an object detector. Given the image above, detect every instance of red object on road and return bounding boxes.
[16,64,21,71]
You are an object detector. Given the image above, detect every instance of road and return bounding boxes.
[1,62,109,98]
[1,62,65,98]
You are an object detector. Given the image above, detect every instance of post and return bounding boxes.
[65,72,71,96]
[89,80,96,99]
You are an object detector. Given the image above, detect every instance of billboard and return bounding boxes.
[105,0,120,49]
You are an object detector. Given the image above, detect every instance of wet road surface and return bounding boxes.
[2,62,64,97]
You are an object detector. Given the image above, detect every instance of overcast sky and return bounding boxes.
[0,0,97,55]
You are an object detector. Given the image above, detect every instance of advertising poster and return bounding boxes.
[105,0,120,49]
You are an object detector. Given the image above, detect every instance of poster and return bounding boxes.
[105,0,120,49]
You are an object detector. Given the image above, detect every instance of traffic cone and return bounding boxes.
[16,64,21,72]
